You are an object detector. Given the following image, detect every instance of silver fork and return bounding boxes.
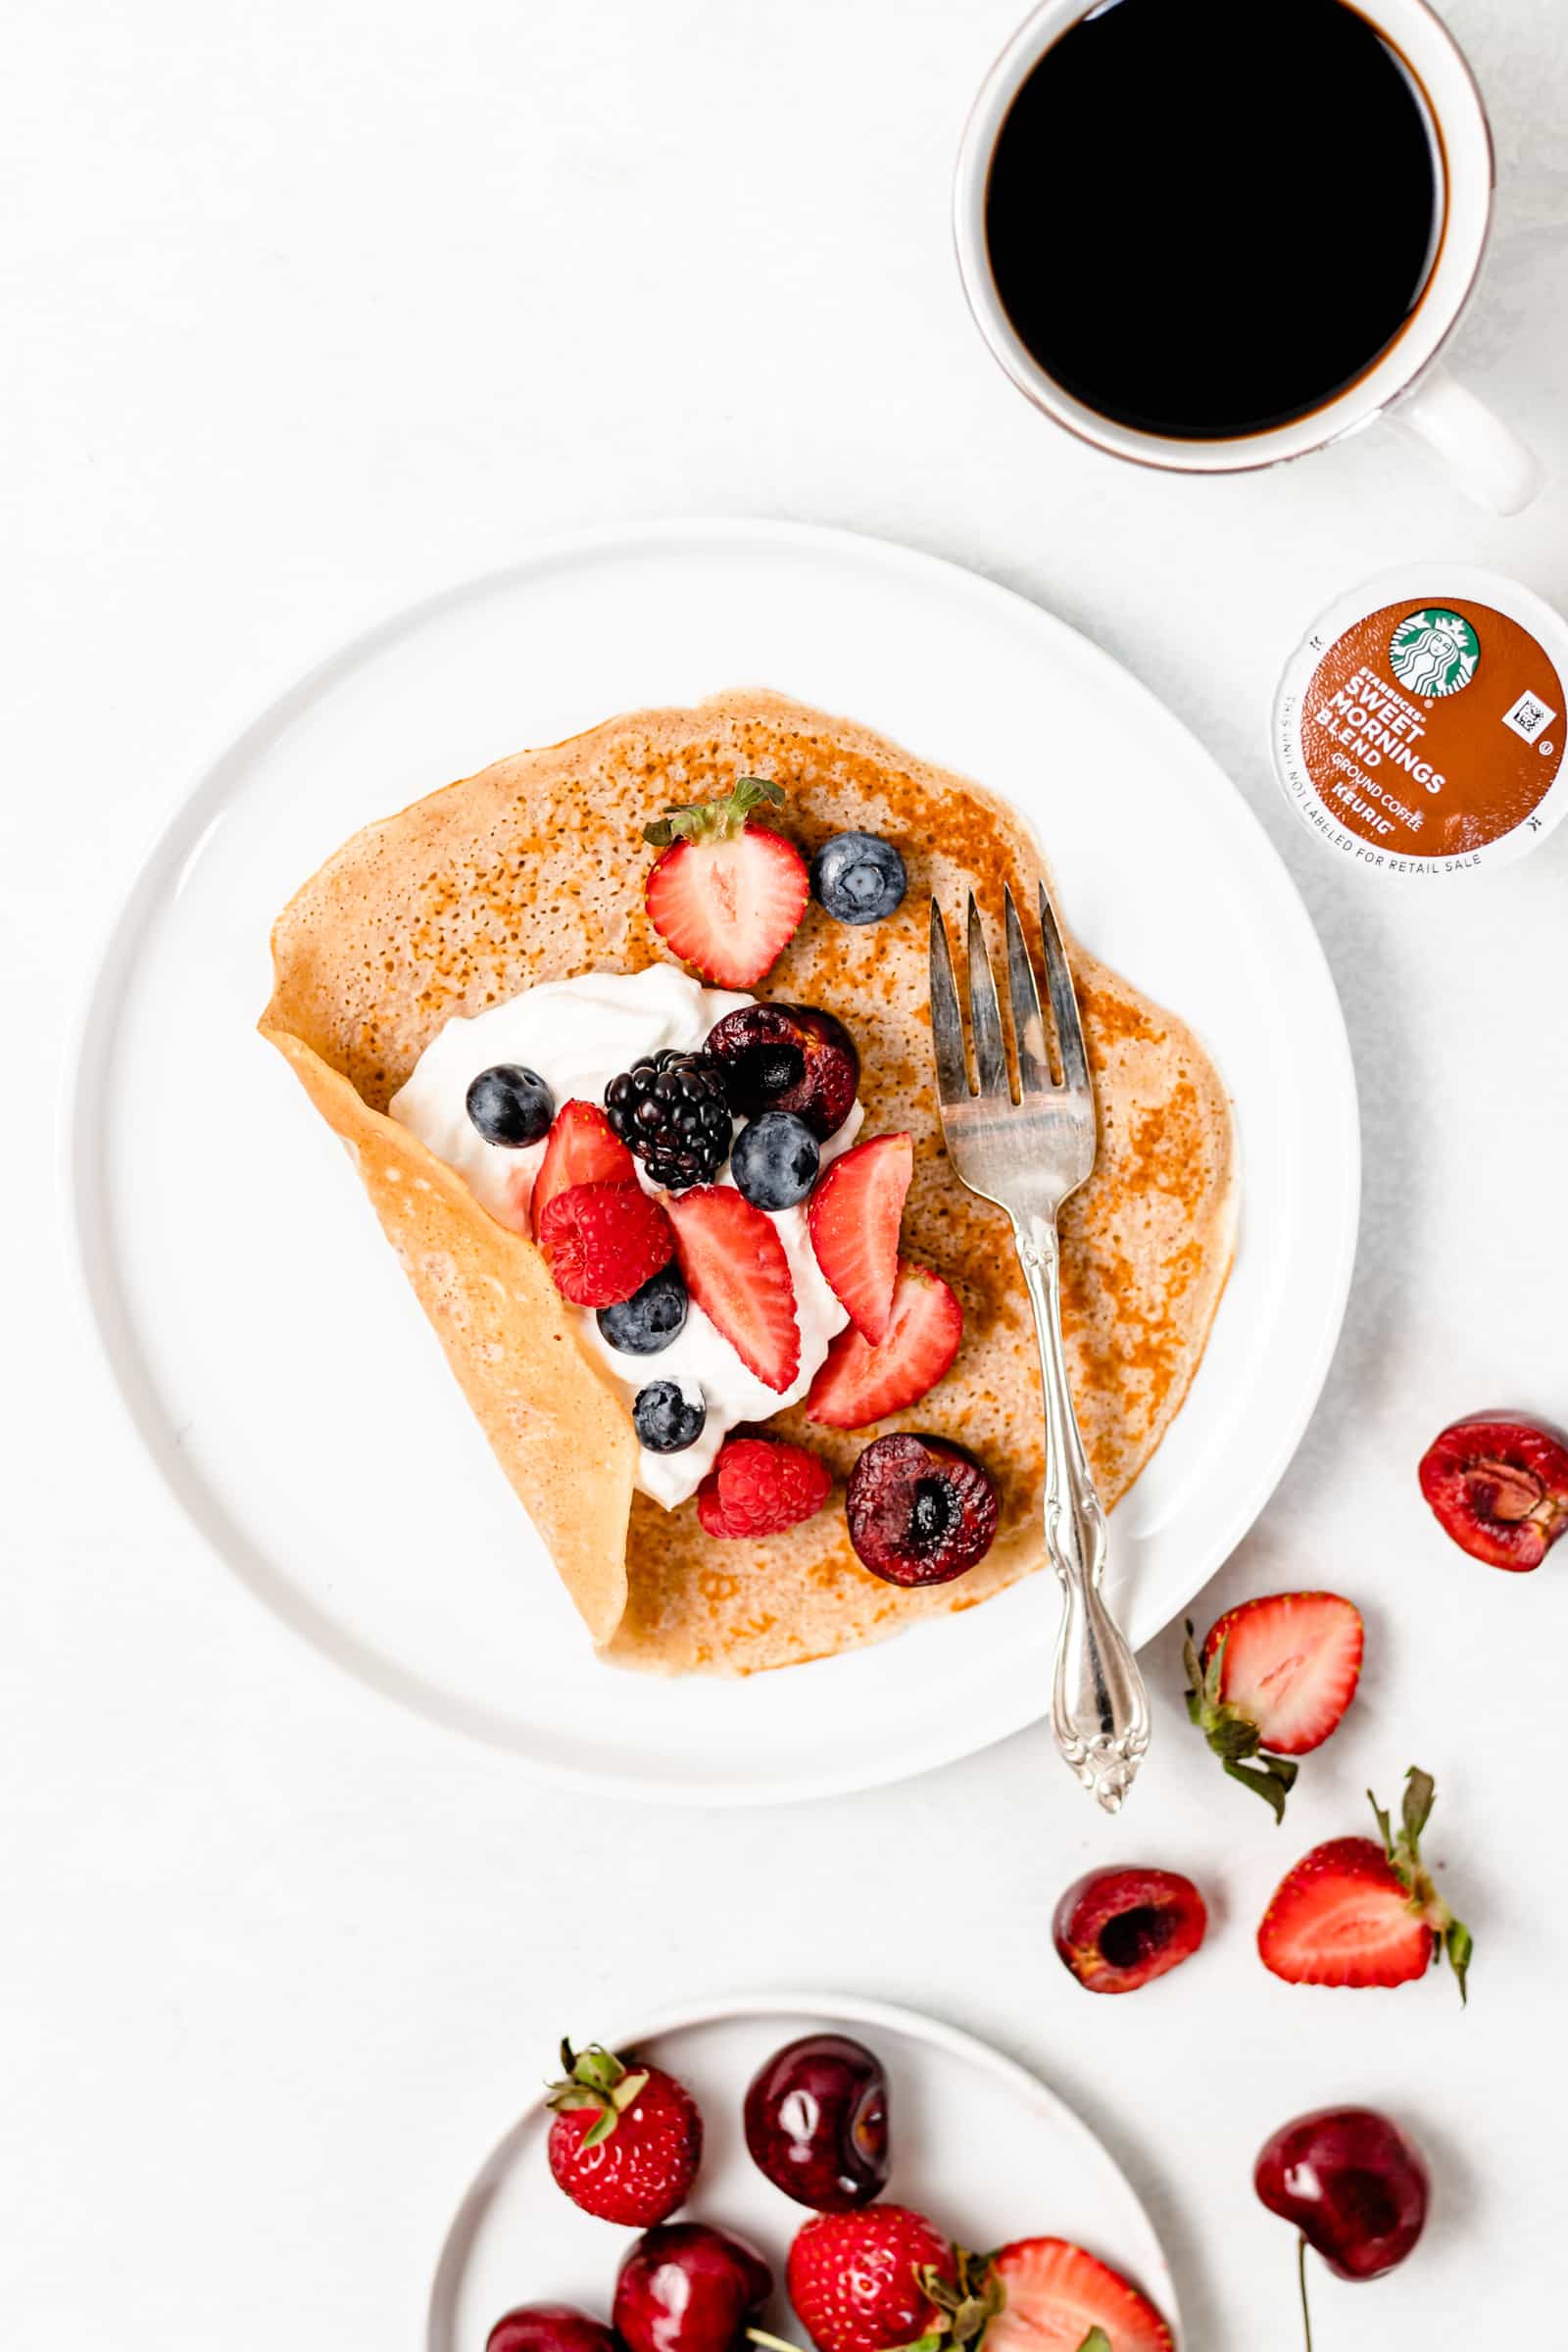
[929,883,1151,1813]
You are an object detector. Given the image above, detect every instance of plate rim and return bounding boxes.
[424,1984,1185,2352]
[63,514,1361,1803]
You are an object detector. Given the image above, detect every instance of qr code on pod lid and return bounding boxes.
[1502,690,1557,745]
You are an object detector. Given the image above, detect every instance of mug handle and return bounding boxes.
[1388,367,1541,514]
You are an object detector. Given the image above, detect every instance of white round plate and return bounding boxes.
[426,1991,1182,2352]
[70,519,1358,1802]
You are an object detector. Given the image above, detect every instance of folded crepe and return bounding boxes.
[261,691,1235,1673]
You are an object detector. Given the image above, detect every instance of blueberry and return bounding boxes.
[466,1063,555,1147]
[810,832,907,925]
[597,1264,689,1356]
[731,1112,820,1210]
[633,1379,707,1452]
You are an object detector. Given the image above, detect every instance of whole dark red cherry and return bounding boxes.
[743,2033,891,2211]
[1254,2105,1429,2284]
[486,2307,619,2352]
[613,2222,773,2352]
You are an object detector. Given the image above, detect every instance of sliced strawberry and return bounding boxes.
[808,1133,913,1344]
[1202,1592,1363,1754]
[1256,1837,1432,1992]
[1182,1591,1364,1821]
[665,1185,800,1392]
[1257,1767,1473,1999]
[986,2238,1173,2352]
[643,776,808,988]
[805,1261,961,1428]
[531,1101,635,1239]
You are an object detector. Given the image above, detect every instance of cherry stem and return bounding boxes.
[749,2329,806,2352]
[1296,2235,1313,2352]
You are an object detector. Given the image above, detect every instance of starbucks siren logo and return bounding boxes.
[1389,608,1481,697]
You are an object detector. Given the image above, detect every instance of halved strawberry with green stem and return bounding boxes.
[545,2039,703,2227]
[1183,1591,1364,1823]
[1257,1765,1474,2000]
[808,1132,913,1344]
[985,2238,1172,2352]
[644,775,809,988]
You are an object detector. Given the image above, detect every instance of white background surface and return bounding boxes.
[6,1,1566,2345]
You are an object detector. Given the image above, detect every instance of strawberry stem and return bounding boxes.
[644,775,786,849]
[1181,1621,1300,1824]
[544,2038,642,2142]
[1297,2234,1313,2352]
[1367,1765,1474,2005]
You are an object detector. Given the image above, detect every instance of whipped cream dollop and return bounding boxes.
[388,965,858,1505]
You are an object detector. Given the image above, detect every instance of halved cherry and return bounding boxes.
[1418,1410,1568,1571]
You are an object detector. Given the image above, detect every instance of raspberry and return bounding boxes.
[696,1435,831,1540]
[536,1181,675,1309]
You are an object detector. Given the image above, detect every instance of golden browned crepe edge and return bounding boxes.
[259,1027,636,1646]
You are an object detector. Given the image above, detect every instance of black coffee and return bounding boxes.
[983,0,1440,440]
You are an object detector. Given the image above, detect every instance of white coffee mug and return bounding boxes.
[955,0,1539,513]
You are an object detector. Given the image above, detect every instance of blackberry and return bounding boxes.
[604,1049,732,1189]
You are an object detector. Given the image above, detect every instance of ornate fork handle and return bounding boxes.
[1013,1210,1151,1814]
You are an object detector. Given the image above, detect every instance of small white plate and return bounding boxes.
[426,1991,1182,2352]
[69,519,1358,1801]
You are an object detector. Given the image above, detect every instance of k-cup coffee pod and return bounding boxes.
[1273,565,1568,877]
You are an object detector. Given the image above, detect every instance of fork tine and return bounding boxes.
[1004,884,1053,1093]
[927,899,970,1102]
[965,892,1010,1099]
[1037,880,1090,1096]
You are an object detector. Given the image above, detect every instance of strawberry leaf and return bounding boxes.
[1075,2333,1111,2352]
[574,2045,626,2094]
[545,2037,632,2129]
[1222,1753,1299,1824]
[578,2105,619,2149]
[1446,1917,1474,2005]
[1184,1620,1298,1818]
[644,775,785,848]
[1368,1788,1395,1858]
[1369,1765,1475,2005]
[914,2249,1001,2351]
[1180,1623,1205,1725]
[1402,1765,1437,1845]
